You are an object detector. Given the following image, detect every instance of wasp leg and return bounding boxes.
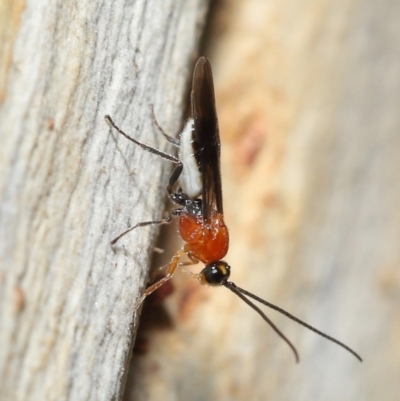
[105,115,180,164]
[178,253,202,279]
[150,105,180,146]
[110,211,179,246]
[105,114,184,203]
[149,241,198,281]
[110,216,171,246]
[178,252,200,268]
[134,249,186,311]
[148,259,173,282]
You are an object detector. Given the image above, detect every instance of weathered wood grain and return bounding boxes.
[0,1,209,400]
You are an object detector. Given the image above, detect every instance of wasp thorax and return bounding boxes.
[200,261,231,286]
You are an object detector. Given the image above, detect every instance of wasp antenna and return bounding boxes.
[224,281,299,363]
[226,282,362,362]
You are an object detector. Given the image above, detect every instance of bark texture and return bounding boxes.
[0,1,209,400]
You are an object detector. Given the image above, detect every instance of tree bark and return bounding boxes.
[0,1,209,400]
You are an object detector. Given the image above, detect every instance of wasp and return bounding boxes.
[105,57,362,363]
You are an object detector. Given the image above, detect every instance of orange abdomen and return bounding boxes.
[179,211,229,263]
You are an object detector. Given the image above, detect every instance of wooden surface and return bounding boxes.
[129,1,400,400]
[0,1,209,400]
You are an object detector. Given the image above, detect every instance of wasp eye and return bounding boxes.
[200,261,231,286]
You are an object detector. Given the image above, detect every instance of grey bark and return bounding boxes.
[0,1,209,400]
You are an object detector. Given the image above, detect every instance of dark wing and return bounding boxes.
[191,57,223,221]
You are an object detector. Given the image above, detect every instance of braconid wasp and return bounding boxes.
[105,57,362,363]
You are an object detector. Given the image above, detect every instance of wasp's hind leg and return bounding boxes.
[150,105,180,146]
[105,115,182,167]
